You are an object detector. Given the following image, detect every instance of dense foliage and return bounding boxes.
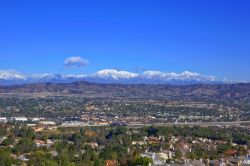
[0,123,250,165]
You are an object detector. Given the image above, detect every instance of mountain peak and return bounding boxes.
[181,71,199,76]
[94,69,139,80]
[0,70,26,80]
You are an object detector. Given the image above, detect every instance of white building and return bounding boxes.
[0,117,7,123]
[39,121,56,125]
[12,117,28,122]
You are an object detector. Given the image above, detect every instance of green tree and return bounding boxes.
[57,150,71,166]
[100,148,117,160]
[0,148,15,166]
[175,150,182,159]
[29,150,58,166]
[147,127,159,137]
[133,156,153,166]
[14,138,35,154]
[1,135,15,146]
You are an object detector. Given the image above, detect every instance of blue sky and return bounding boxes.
[0,0,249,81]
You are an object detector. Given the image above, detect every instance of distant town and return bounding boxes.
[0,82,250,165]
[1,116,250,165]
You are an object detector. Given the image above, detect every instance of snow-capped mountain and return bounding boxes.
[141,70,216,82]
[0,70,26,81]
[0,69,221,85]
[29,73,86,83]
[142,71,178,80]
[94,69,139,80]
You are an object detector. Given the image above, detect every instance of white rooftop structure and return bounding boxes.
[0,117,7,122]
[39,121,56,125]
[13,117,28,122]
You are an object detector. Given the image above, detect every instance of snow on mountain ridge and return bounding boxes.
[91,69,217,83]
[141,70,214,81]
[0,69,219,84]
[142,71,178,80]
[0,70,27,80]
[94,69,139,80]
[30,73,87,79]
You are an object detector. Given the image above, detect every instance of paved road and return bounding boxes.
[59,121,250,128]
[125,121,250,128]
[152,121,250,127]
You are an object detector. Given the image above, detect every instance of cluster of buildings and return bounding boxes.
[130,133,250,166]
[144,155,250,166]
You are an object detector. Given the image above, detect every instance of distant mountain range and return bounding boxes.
[0,69,236,85]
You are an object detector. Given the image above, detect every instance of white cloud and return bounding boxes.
[64,56,89,68]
